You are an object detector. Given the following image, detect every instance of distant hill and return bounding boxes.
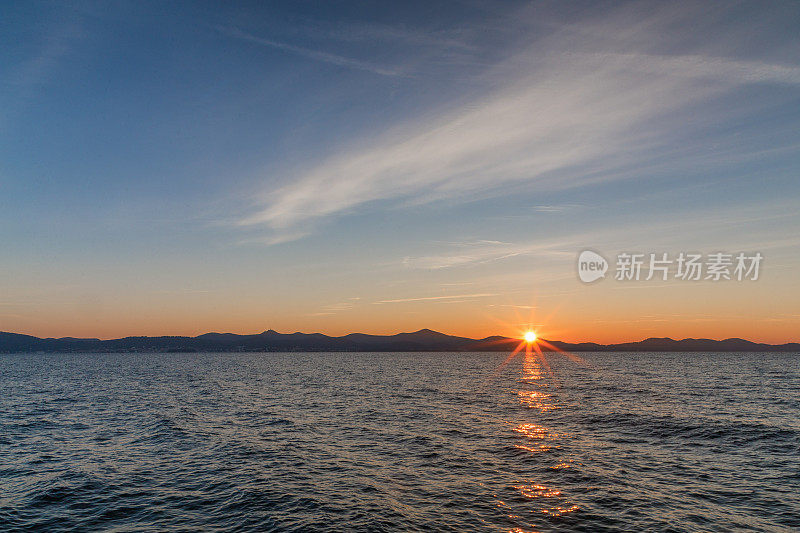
[0,330,798,353]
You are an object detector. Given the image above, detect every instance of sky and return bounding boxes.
[1,0,799,343]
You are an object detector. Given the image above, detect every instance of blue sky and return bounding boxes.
[1,1,799,341]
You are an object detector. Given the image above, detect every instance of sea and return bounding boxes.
[1,350,798,532]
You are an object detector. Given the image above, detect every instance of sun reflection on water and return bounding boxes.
[514,483,562,499]
[499,347,580,529]
[513,423,558,439]
[541,505,580,517]
[515,443,553,453]
[517,390,558,411]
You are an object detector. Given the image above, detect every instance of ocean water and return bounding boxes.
[1,350,798,532]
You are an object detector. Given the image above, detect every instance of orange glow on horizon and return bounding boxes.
[2,285,797,344]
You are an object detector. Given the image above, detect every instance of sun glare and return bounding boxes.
[524,331,537,343]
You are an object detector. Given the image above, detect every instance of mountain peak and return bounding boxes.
[409,328,444,336]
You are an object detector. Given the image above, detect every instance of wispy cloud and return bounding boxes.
[376,293,497,304]
[532,204,582,213]
[218,26,403,77]
[400,196,800,272]
[150,289,212,295]
[295,20,474,51]
[594,52,800,85]
[237,4,800,243]
[307,298,362,316]
[7,14,84,96]
[405,239,577,270]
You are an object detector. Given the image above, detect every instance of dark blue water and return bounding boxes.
[1,351,798,532]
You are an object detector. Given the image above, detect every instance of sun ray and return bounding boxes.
[537,339,589,366]
[531,341,553,376]
[490,340,528,376]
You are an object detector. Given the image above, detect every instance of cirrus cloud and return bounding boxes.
[238,4,800,244]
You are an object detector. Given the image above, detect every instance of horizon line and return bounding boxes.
[2,328,798,347]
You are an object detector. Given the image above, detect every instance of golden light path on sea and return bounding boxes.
[486,304,590,528]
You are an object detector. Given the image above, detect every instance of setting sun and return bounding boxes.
[524,331,537,343]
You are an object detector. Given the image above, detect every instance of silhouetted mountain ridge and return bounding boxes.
[0,330,797,353]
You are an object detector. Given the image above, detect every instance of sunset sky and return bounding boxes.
[2,1,799,343]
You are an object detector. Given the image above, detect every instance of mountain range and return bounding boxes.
[1,329,798,353]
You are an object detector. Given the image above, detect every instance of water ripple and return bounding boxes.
[0,351,798,531]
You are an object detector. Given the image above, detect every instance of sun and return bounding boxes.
[524,331,537,343]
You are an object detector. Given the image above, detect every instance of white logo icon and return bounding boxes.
[578,250,608,283]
